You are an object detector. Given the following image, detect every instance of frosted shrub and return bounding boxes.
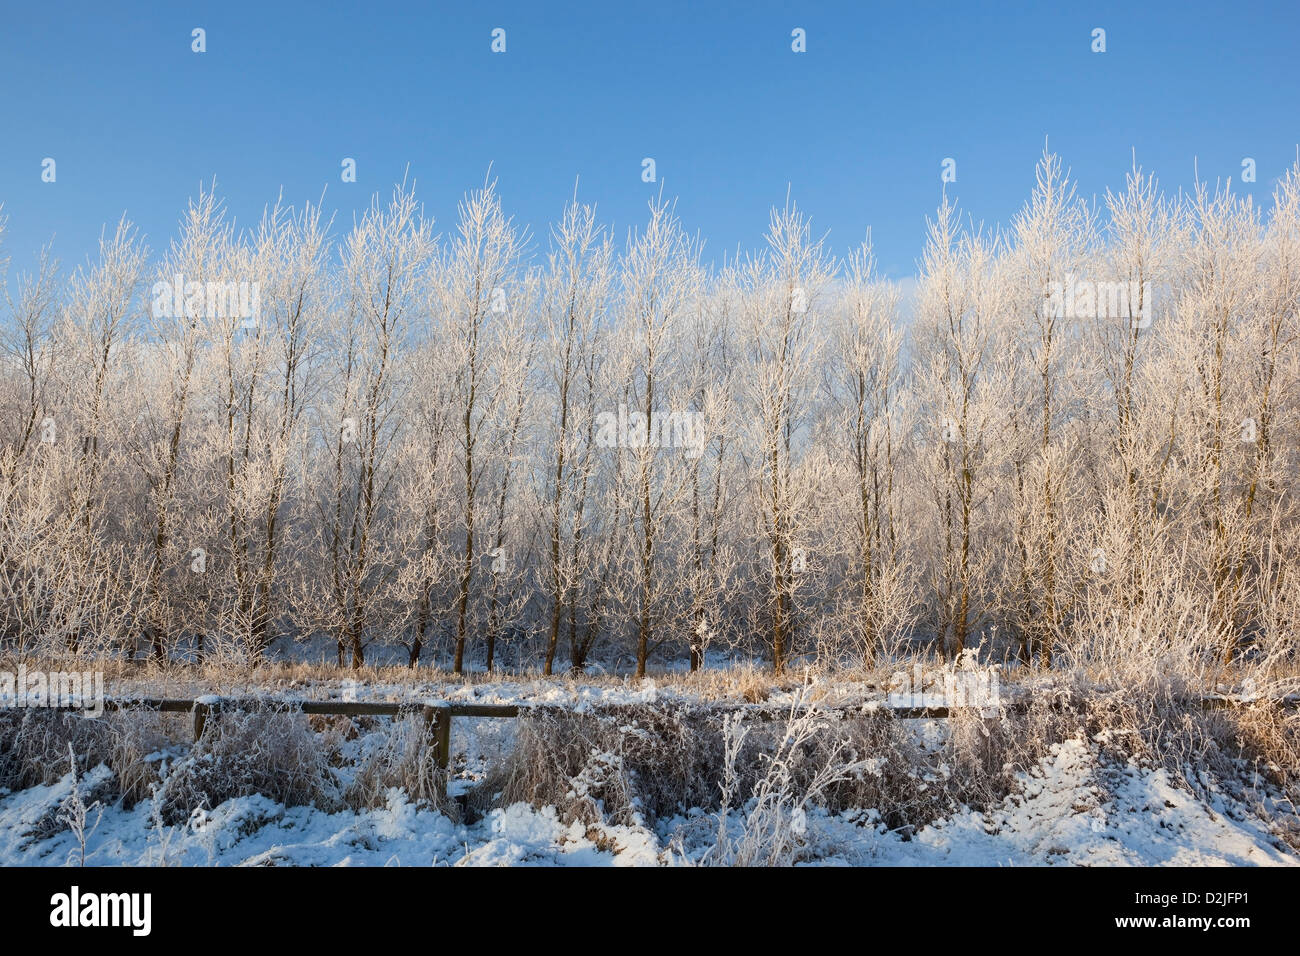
[154,704,338,823]
[347,714,449,811]
[0,709,185,805]
[0,710,115,791]
[482,704,732,826]
[706,686,893,866]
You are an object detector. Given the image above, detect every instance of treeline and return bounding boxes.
[2,151,1298,675]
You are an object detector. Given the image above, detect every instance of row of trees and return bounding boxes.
[2,151,1297,674]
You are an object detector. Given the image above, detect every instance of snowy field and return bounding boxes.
[2,684,1295,866]
[0,738,1292,866]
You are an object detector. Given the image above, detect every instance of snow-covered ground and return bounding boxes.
[2,737,1293,866]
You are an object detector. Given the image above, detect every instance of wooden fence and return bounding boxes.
[83,697,521,769]
[34,691,1298,771]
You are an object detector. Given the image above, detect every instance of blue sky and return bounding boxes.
[1,0,1297,280]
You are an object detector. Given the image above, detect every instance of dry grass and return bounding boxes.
[346,714,453,814]
[474,704,732,826]
[1,654,1296,853]
[153,704,340,824]
[0,652,918,704]
[469,693,1081,837]
[0,709,179,806]
[0,710,116,792]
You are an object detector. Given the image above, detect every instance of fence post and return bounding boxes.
[193,701,210,742]
[422,703,451,770]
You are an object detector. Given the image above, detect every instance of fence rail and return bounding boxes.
[89,697,505,768]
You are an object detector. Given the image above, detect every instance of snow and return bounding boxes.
[2,736,1293,866]
[658,737,1296,866]
[869,739,1295,866]
[0,775,650,867]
